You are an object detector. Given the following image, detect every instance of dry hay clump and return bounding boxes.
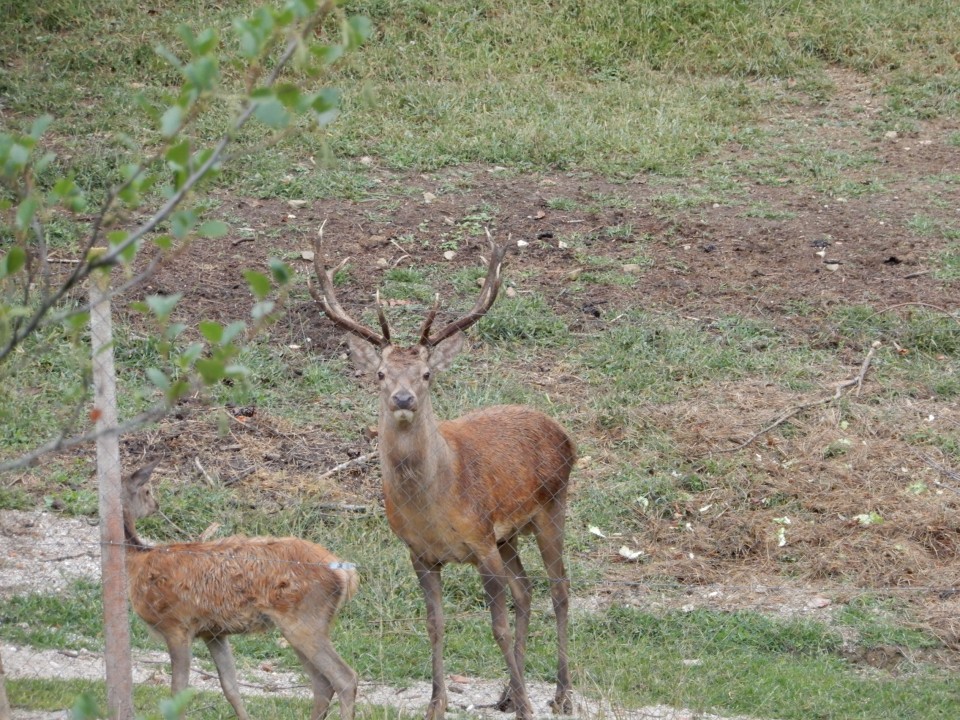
[630,381,960,591]
[121,404,381,506]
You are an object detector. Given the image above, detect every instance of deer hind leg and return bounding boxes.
[289,639,356,720]
[478,549,534,720]
[204,635,251,720]
[494,536,533,714]
[413,555,448,720]
[535,504,572,715]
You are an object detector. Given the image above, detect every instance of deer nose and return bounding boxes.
[391,390,417,411]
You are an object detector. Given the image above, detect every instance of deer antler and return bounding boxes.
[309,222,391,347]
[420,229,509,347]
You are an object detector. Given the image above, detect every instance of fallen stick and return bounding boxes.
[719,340,881,453]
[316,452,376,482]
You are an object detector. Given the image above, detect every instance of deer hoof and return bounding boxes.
[550,690,573,715]
[496,685,515,712]
[424,696,447,720]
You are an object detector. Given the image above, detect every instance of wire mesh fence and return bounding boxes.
[4,426,960,720]
[3,248,960,720]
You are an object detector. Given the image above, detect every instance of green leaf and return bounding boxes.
[6,143,29,173]
[221,320,246,345]
[65,311,90,332]
[72,693,102,720]
[199,320,223,344]
[311,43,344,66]
[177,24,198,53]
[160,690,196,720]
[195,28,218,55]
[153,234,173,250]
[54,177,87,212]
[253,98,289,129]
[167,379,190,402]
[224,364,250,379]
[154,43,184,70]
[107,230,139,263]
[197,220,228,238]
[35,151,56,173]
[15,196,39,231]
[184,56,219,92]
[268,258,292,285]
[170,210,196,239]
[145,293,182,321]
[243,270,271,300]
[180,341,204,365]
[50,177,77,201]
[274,83,302,109]
[234,12,272,58]
[134,92,161,122]
[251,299,275,320]
[29,114,54,140]
[165,140,190,170]
[346,15,373,50]
[196,357,225,384]
[310,88,341,127]
[145,367,171,391]
[0,247,27,280]
[160,105,184,139]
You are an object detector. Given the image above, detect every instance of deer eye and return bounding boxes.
[422,371,431,381]
[377,371,385,381]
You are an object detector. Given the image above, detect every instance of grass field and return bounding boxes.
[2,1,960,719]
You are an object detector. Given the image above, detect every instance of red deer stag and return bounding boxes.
[310,233,575,720]
[122,463,358,720]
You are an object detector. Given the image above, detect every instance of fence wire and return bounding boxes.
[3,432,959,720]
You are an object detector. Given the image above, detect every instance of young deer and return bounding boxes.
[311,234,575,720]
[121,463,359,720]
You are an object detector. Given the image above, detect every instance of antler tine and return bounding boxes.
[310,227,389,348]
[422,230,508,347]
[418,293,441,346]
[374,290,392,344]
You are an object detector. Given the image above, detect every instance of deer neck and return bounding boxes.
[122,507,150,552]
[378,396,452,492]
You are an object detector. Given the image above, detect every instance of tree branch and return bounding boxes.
[0,404,170,474]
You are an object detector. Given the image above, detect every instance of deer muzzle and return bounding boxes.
[391,390,417,410]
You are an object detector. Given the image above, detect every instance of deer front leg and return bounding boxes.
[413,555,447,720]
[478,552,534,720]
[495,537,533,713]
[165,634,194,718]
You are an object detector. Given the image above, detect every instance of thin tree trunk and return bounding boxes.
[90,257,134,720]
[0,648,12,720]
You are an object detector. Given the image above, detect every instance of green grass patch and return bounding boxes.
[4,0,957,195]
[933,244,960,282]
[7,579,958,720]
[578,313,827,402]
[7,678,413,720]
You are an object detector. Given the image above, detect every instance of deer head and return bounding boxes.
[310,229,508,428]
[122,462,160,520]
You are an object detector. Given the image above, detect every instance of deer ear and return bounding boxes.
[428,331,465,372]
[129,461,159,487]
[347,334,382,375]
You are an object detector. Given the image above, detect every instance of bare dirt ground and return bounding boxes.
[2,69,959,716]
